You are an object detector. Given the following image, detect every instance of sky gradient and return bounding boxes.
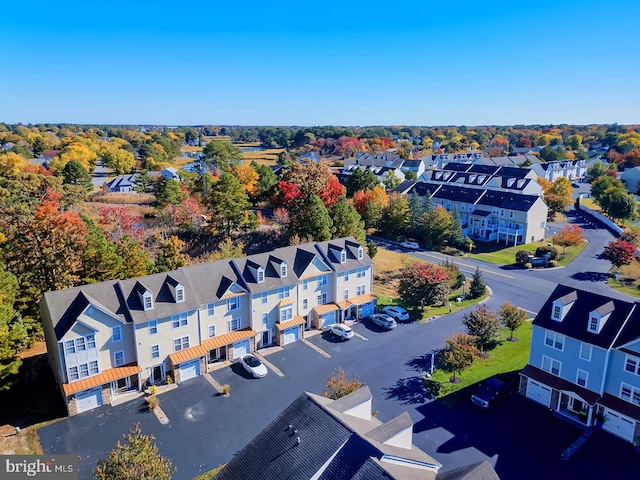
[1,0,639,126]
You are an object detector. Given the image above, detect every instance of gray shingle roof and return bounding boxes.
[366,411,413,444]
[435,460,499,480]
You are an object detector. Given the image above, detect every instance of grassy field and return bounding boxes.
[470,238,587,267]
[607,260,640,297]
[241,148,284,165]
[428,322,533,409]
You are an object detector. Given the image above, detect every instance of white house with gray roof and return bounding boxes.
[41,237,375,415]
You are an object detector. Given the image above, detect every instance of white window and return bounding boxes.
[148,320,158,335]
[544,331,564,351]
[302,279,308,290]
[356,285,366,296]
[344,289,349,300]
[318,275,327,287]
[280,263,287,278]
[229,318,240,331]
[344,271,349,281]
[357,267,366,278]
[317,293,327,305]
[302,298,308,309]
[208,325,216,338]
[74,337,86,352]
[261,292,268,304]
[86,334,96,349]
[589,316,598,332]
[114,351,125,366]
[621,383,640,406]
[576,369,588,387]
[552,305,561,320]
[262,313,269,325]
[69,366,79,381]
[358,246,363,259]
[227,297,239,311]
[89,361,99,375]
[542,355,561,376]
[257,268,265,283]
[173,336,189,352]
[280,306,293,322]
[65,340,76,355]
[340,250,346,263]
[500,209,505,217]
[176,287,185,303]
[207,303,215,316]
[112,326,122,343]
[509,211,514,218]
[143,294,153,311]
[151,345,160,359]
[172,313,188,328]
[625,356,640,375]
[278,286,290,299]
[79,364,89,378]
[579,343,592,361]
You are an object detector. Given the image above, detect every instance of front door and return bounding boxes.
[150,365,163,385]
[262,330,270,348]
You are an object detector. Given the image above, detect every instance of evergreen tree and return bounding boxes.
[408,190,425,232]
[80,217,125,283]
[251,161,278,202]
[61,159,93,190]
[155,236,189,272]
[448,207,466,248]
[366,240,378,259]
[0,265,28,391]
[117,236,154,278]
[469,266,486,299]
[296,194,333,241]
[95,423,176,480]
[208,172,252,236]
[378,194,411,238]
[330,196,365,243]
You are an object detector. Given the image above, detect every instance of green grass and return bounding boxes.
[428,322,532,409]
[192,465,225,480]
[607,260,640,298]
[470,238,587,267]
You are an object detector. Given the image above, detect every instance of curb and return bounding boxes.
[301,339,332,358]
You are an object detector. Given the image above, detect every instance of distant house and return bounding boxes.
[619,167,640,194]
[161,167,180,181]
[106,174,138,193]
[400,158,426,178]
[298,152,321,163]
[530,159,587,183]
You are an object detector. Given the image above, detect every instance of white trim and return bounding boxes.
[111,326,122,343]
[541,355,561,376]
[576,369,588,387]
[113,350,125,367]
[579,342,592,362]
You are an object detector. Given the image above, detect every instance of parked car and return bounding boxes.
[369,313,397,330]
[240,354,268,378]
[328,323,355,341]
[400,241,420,250]
[470,374,516,409]
[382,306,410,322]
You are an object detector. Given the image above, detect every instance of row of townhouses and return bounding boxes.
[41,237,376,415]
[392,163,548,246]
[521,285,640,444]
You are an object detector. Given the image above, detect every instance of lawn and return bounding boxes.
[470,238,587,267]
[607,260,640,298]
[428,322,533,409]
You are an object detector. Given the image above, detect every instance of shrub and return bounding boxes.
[149,385,158,395]
[221,384,230,396]
[515,250,532,265]
[524,263,533,269]
[535,245,559,260]
[146,395,159,410]
[165,374,173,385]
[548,260,558,267]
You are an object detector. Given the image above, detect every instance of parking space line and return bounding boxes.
[204,373,223,394]
[253,353,285,377]
[354,332,368,341]
[301,339,332,358]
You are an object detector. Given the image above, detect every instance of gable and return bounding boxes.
[62,320,98,341]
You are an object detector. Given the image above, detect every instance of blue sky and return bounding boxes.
[1,0,638,126]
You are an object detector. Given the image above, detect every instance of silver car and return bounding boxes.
[369,313,397,330]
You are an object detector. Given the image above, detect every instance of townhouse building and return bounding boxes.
[41,237,375,416]
[530,159,587,183]
[521,285,640,444]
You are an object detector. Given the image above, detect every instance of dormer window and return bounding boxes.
[280,262,287,278]
[358,246,363,260]
[257,268,265,283]
[143,293,153,311]
[589,316,598,333]
[176,287,184,303]
[552,305,561,320]
[340,250,347,264]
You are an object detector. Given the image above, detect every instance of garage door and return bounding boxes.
[283,327,299,345]
[603,409,635,442]
[76,387,103,414]
[232,339,250,360]
[526,380,552,407]
[361,302,374,318]
[321,311,335,328]
[179,359,200,382]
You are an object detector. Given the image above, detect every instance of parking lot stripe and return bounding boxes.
[301,339,332,358]
[254,353,285,377]
[354,332,368,341]
[204,373,223,394]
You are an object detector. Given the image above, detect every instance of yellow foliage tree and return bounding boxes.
[233,162,259,196]
[0,152,29,174]
[49,142,98,173]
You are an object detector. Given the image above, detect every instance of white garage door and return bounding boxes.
[232,339,250,360]
[179,359,200,382]
[603,409,635,442]
[283,327,299,345]
[76,387,103,414]
[526,380,552,407]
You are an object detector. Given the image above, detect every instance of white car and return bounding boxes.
[240,354,268,378]
[382,306,410,322]
[328,323,355,341]
[400,241,420,250]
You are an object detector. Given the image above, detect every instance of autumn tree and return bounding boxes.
[205,238,245,261]
[345,168,379,197]
[544,177,573,216]
[100,144,135,174]
[117,236,154,278]
[155,178,188,207]
[440,333,480,382]
[552,224,585,254]
[398,262,450,309]
[500,301,527,341]
[95,423,176,480]
[286,157,331,199]
[98,206,142,243]
[0,265,28,391]
[417,205,453,249]
[602,239,637,269]
[463,305,501,352]
[0,152,29,174]
[233,162,259,196]
[469,266,486,299]
[207,172,252,236]
[318,175,345,209]
[322,367,365,400]
[382,170,401,190]
[49,141,98,173]
[377,194,411,238]
[330,196,365,243]
[155,235,189,272]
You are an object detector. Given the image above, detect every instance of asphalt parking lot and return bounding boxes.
[39,315,640,479]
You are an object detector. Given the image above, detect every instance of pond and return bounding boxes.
[240,146,264,152]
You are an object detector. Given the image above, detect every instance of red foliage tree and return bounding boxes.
[318,175,345,209]
[271,180,302,209]
[99,206,142,242]
[602,239,637,269]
